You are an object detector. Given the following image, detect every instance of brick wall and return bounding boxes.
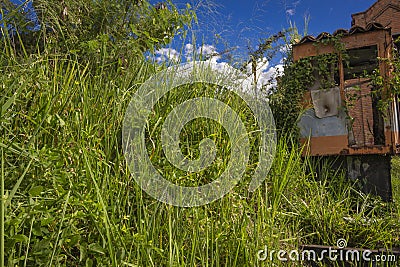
[352,0,400,35]
[345,79,375,146]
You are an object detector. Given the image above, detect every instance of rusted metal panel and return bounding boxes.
[294,25,395,157]
[293,28,391,61]
[300,136,349,156]
[294,3,397,201]
[299,108,347,137]
[308,154,392,201]
[300,137,392,156]
[347,155,392,201]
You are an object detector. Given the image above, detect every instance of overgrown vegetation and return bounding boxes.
[1,1,400,266]
[267,35,346,134]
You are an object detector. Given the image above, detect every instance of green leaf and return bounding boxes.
[32,222,43,236]
[12,234,29,244]
[80,242,87,262]
[56,114,65,127]
[29,185,44,197]
[85,258,94,267]
[41,216,55,226]
[88,243,106,255]
[1,93,16,116]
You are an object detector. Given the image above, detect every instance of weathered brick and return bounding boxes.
[345,79,375,147]
[352,0,400,35]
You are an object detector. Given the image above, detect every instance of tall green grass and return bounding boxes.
[1,40,399,266]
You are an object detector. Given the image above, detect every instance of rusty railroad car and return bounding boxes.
[293,0,400,200]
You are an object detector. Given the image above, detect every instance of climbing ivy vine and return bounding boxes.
[268,36,346,134]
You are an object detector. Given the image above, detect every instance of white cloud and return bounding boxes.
[184,44,194,61]
[154,48,180,63]
[185,43,194,53]
[155,44,284,95]
[286,9,295,16]
[242,57,284,94]
[197,45,218,57]
[285,0,301,16]
[205,58,230,71]
[279,44,292,58]
[258,64,284,91]
[183,43,221,62]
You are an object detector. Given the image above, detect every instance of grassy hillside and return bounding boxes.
[1,50,399,266]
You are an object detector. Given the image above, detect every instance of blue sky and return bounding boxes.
[9,0,377,52]
[211,0,377,36]
[8,0,379,90]
[153,0,378,90]
[173,0,377,55]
